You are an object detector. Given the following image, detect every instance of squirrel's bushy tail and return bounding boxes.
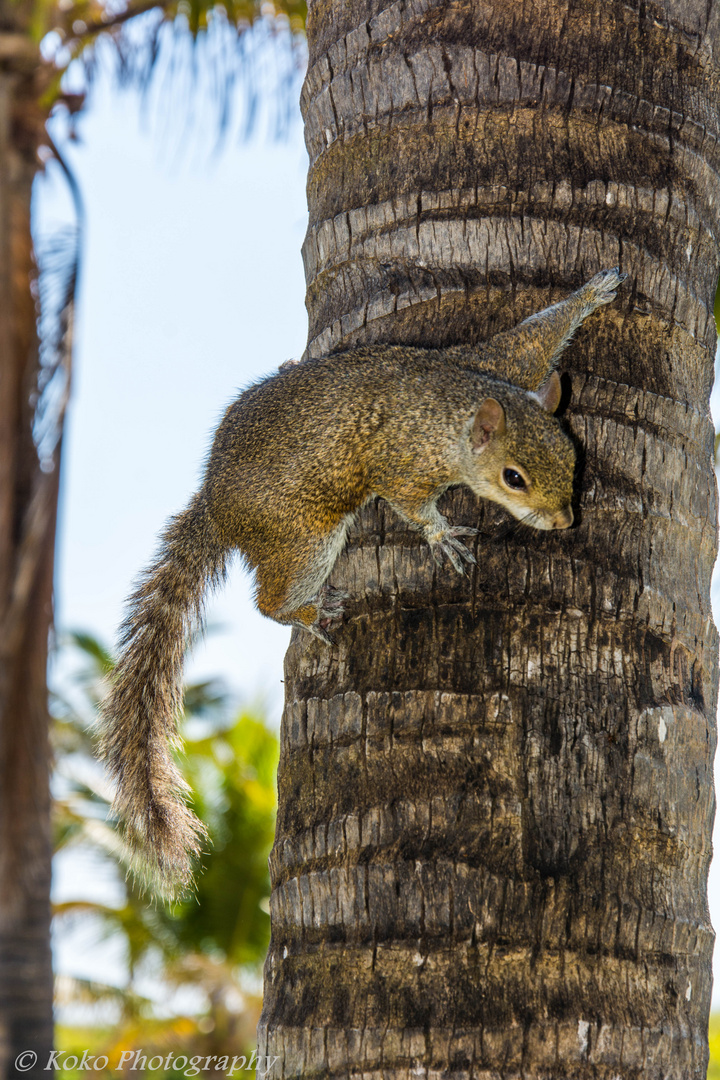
[98,493,227,899]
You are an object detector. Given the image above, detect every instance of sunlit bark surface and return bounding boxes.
[0,11,54,1075]
[259,1,720,1075]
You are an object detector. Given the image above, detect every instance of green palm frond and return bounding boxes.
[55,971,148,1010]
[52,630,278,1041]
[37,0,306,112]
[36,0,306,50]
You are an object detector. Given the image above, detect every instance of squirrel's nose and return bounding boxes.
[551,506,574,530]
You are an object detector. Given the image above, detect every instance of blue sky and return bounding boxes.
[42,55,308,717]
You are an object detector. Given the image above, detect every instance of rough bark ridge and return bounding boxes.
[0,11,55,1075]
[259,1,720,1076]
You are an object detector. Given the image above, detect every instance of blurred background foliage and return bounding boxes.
[51,631,278,1073]
[710,1016,720,1080]
[37,0,307,91]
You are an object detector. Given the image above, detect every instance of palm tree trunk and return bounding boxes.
[0,32,55,1077]
[259,1,720,1075]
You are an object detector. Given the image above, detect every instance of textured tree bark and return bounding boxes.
[259,1,720,1076]
[0,17,55,1077]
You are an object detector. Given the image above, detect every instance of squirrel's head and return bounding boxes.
[464,372,575,531]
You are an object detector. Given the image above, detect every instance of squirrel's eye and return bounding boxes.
[503,468,527,491]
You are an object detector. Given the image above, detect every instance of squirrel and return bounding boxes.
[99,267,626,897]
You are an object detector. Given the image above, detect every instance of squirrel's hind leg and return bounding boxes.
[254,518,353,643]
[480,266,627,389]
[293,584,350,644]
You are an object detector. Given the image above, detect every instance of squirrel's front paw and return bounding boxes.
[584,267,628,306]
[430,526,478,575]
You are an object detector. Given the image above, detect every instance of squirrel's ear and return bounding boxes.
[471,398,506,452]
[529,371,562,414]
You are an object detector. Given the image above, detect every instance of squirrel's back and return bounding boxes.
[205,350,572,540]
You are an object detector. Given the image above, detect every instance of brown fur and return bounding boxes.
[99,268,625,898]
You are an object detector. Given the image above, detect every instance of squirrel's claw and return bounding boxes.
[306,621,335,644]
[431,526,478,575]
[303,584,349,643]
[447,526,480,538]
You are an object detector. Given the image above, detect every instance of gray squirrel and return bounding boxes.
[99,267,626,896]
